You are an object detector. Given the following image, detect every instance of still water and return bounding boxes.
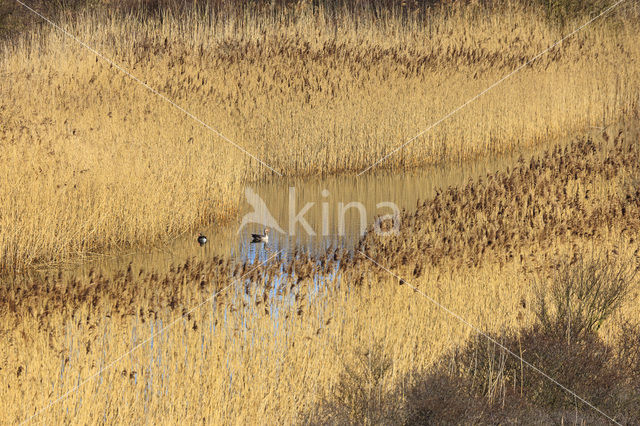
[30,124,606,280]
[54,141,553,279]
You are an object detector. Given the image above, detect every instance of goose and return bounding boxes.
[197,233,208,246]
[251,227,270,243]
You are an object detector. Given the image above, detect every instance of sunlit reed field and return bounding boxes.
[2,123,640,423]
[1,1,640,269]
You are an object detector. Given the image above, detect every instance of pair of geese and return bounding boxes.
[197,227,270,247]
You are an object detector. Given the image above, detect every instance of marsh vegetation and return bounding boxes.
[2,0,640,424]
[2,0,640,269]
[3,124,640,422]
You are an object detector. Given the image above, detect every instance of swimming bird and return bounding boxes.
[197,233,208,246]
[251,227,270,243]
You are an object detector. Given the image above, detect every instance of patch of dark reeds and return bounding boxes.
[0,253,295,331]
[359,130,640,272]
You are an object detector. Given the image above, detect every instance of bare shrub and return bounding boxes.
[307,340,399,425]
[535,251,638,341]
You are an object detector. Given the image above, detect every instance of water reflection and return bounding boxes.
[34,132,587,280]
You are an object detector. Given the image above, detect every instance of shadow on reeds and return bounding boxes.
[2,127,640,422]
[305,251,640,425]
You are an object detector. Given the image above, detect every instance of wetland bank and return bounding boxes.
[2,0,640,424]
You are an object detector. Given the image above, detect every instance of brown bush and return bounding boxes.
[535,251,639,341]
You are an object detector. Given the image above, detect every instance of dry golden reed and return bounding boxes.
[2,124,640,423]
[1,1,639,270]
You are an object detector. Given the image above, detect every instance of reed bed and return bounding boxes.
[2,125,640,423]
[1,1,640,269]
[357,125,640,272]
